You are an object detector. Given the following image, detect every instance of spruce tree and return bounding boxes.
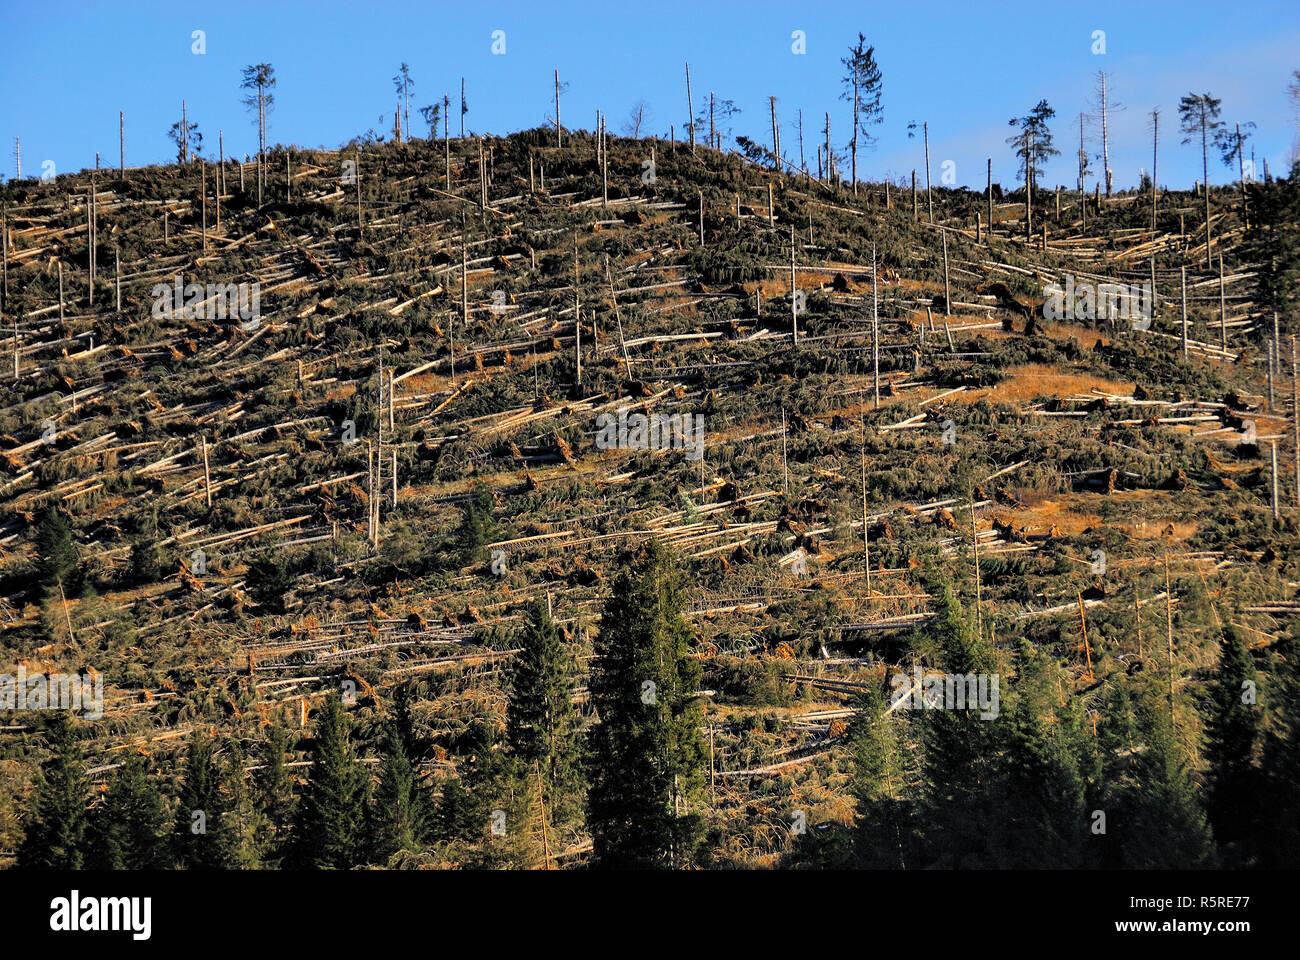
[18,715,89,869]
[289,695,368,869]
[847,689,910,868]
[89,751,168,869]
[1095,685,1215,868]
[1204,624,1263,863]
[254,721,296,864]
[1258,625,1300,866]
[587,542,707,869]
[506,599,582,822]
[993,639,1088,868]
[223,744,268,868]
[455,487,497,563]
[369,724,433,863]
[172,732,235,869]
[35,507,78,593]
[917,582,1003,867]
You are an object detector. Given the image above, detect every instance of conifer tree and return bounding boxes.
[994,640,1088,867]
[89,751,167,869]
[917,582,1003,867]
[1095,685,1215,868]
[370,724,433,863]
[506,599,582,821]
[1257,625,1300,866]
[587,542,707,869]
[847,688,910,868]
[1204,624,1262,863]
[254,721,296,864]
[223,744,268,868]
[19,715,89,869]
[455,487,497,563]
[172,732,235,869]
[289,695,369,869]
[35,507,77,593]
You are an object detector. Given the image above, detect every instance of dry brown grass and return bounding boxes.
[987,363,1133,403]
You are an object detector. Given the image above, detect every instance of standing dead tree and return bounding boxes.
[393,63,414,145]
[907,121,933,222]
[167,102,201,165]
[1148,108,1160,229]
[685,63,696,153]
[1089,71,1121,197]
[625,100,650,140]
[554,70,563,148]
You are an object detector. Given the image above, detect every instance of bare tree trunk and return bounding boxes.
[1236,122,1247,227]
[200,159,207,254]
[851,78,859,195]
[987,157,993,234]
[924,122,932,223]
[872,244,880,406]
[1100,72,1112,197]
[1079,113,1087,228]
[1202,123,1212,269]
[798,109,806,179]
[1151,110,1159,230]
[119,111,124,178]
[89,178,95,306]
[461,78,466,138]
[572,234,580,390]
[1219,253,1227,350]
[824,113,831,186]
[1180,265,1188,357]
[1292,336,1299,504]
[769,97,779,170]
[554,70,562,148]
[1271,440,1280,521]
[1026,130,1034,240]
[685,63,695,153]
[789,227,798,346]
[942,230,951,316]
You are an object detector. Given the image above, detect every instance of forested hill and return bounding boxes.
[2,122,1299,869]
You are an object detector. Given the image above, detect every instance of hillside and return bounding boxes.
[2,125,1298,869]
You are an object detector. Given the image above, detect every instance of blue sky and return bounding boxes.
[3,0,1298,190]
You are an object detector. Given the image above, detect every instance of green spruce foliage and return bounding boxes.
[18,715,89,869]
[289,695,369,869]
[587,541,707,869]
